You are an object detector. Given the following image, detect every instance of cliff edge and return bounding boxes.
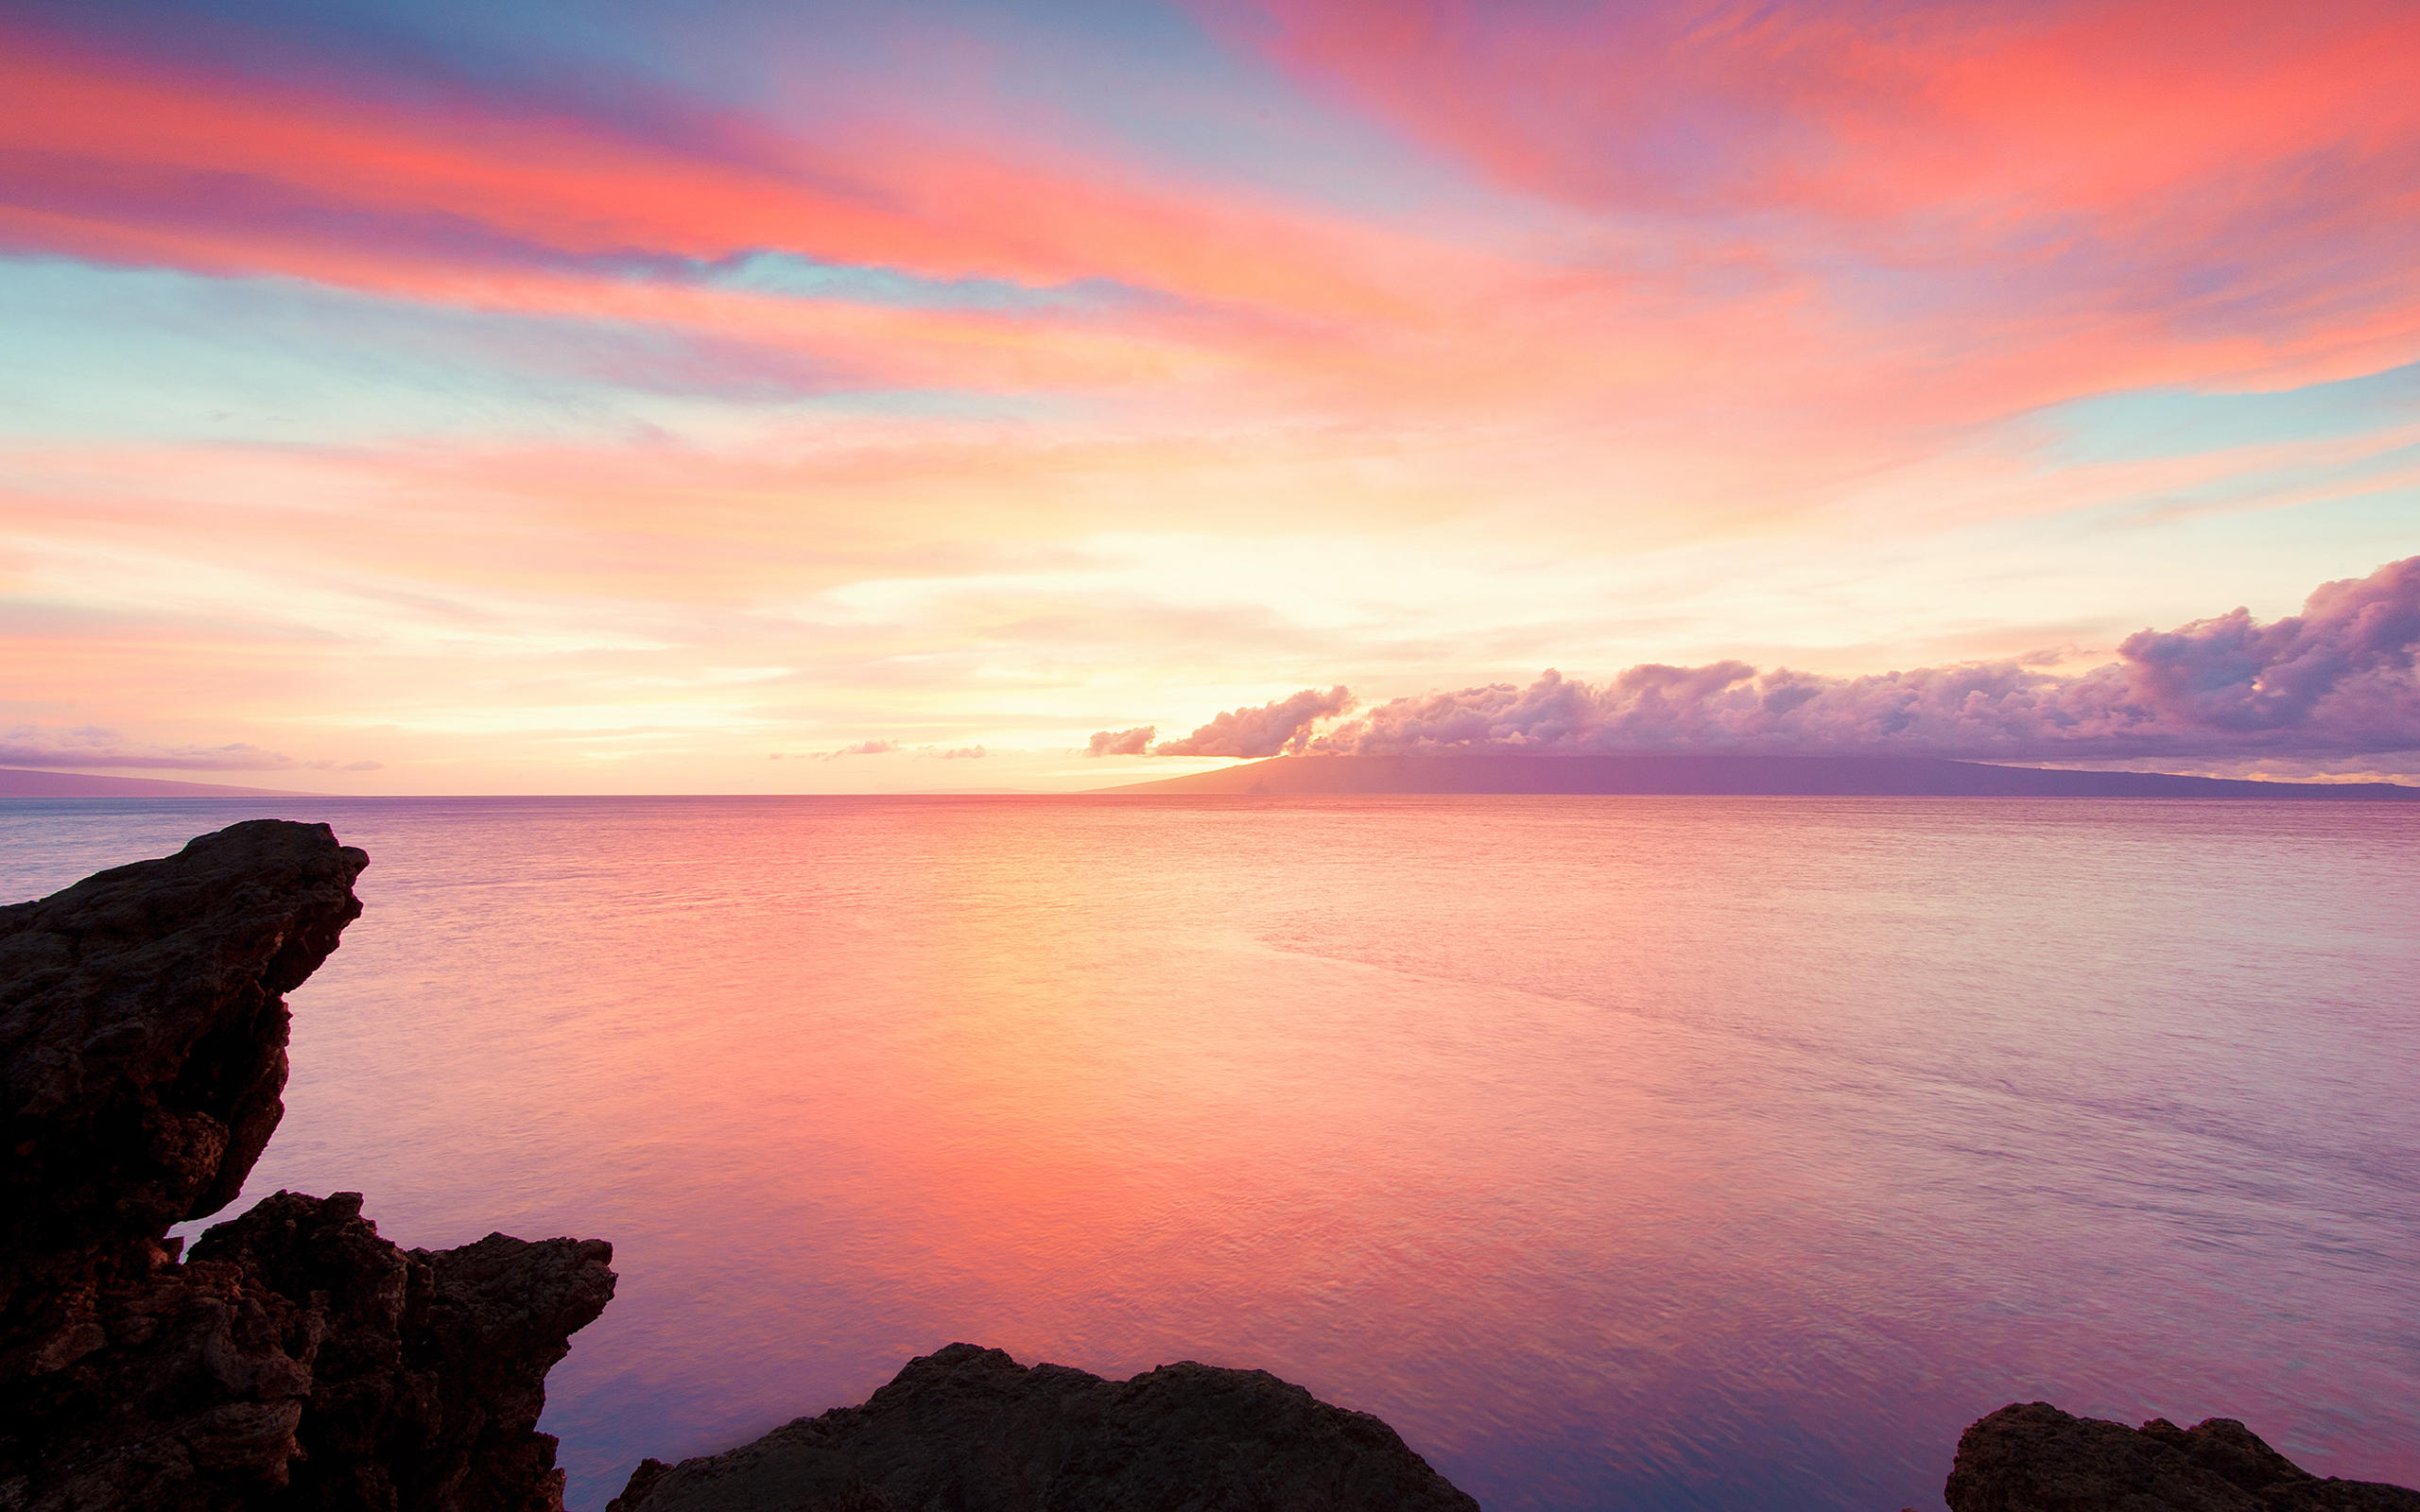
[0,821,615,1512]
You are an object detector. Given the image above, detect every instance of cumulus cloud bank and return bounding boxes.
[1155,686,1353,757]
[1133,559,2420,764]
[1299,558,2420,761]
[1085,726,1157,756]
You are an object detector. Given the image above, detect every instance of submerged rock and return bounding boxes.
[0,821,614,1512]
[606,1342,1481,1512]
[1945,1401,2420,1511]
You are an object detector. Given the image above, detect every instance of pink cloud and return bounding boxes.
[1223,0,2420,229]
[0,20,1448,324]
[1086,726,1157,756]
[1156,686,1353,756]
[814,739,899,762]
[1220,0,2420,396]
[0,6,2159,452]
[1299,558,2420,761]
[17,0,2406,514]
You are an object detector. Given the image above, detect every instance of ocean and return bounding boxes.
[5,794,2416,1511]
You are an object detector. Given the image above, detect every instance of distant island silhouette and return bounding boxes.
[1105,754,2420,800]
[0,767,316,798]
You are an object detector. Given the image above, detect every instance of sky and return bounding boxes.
[2,0,2416,793]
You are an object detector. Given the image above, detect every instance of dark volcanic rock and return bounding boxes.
[606,1341,1479,1512]
[2,819,368,1354]
[1,822,615,1512]
[185,1193,616,1512]
[1945,1401,2420,1512]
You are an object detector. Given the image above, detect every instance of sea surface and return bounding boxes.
[5,795,2417,1511]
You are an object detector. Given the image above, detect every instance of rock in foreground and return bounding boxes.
[1,822,615,1512]
[1945,1401,2420,1511]
[3,817,370,1340]
[608,1342,1479,1512]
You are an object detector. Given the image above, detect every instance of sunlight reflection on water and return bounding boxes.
[6,795,2416,1511]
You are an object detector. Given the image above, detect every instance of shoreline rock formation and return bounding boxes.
[1944,1402,2420,1511]
[1,821,614,1512]
[605,1342,1480,1512]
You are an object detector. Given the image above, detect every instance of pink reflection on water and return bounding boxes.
[5,794,2409,1510]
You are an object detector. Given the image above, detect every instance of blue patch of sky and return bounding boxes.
[695,251,1150,315]
[0,260,1061,448]
[2020,401,2420,608]
[14,0,701,106]
[630,0,1512,221]
[9,0,848,177]
[858,0,1512,222]
[2160,479,2420,599]
[2037,361,2420,466]
[2064,475,2420,625]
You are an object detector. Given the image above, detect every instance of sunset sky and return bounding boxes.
[4,0,2416,792]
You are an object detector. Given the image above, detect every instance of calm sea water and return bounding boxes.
[5,795,2417,1511]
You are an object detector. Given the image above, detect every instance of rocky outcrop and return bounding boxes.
[180,1192,616,1512]
[1,821,615,1512]
[2,818,369,1354]
[606,1342,1480,1512]
[1945,1402,2420,1511]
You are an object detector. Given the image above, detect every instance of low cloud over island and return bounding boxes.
[1099,557,2420,765]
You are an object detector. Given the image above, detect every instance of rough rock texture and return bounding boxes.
[1945,1402,2420,1512]
[607,1341,1480,1512]
[0,822,615,1512]
[2,818,368,1353]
